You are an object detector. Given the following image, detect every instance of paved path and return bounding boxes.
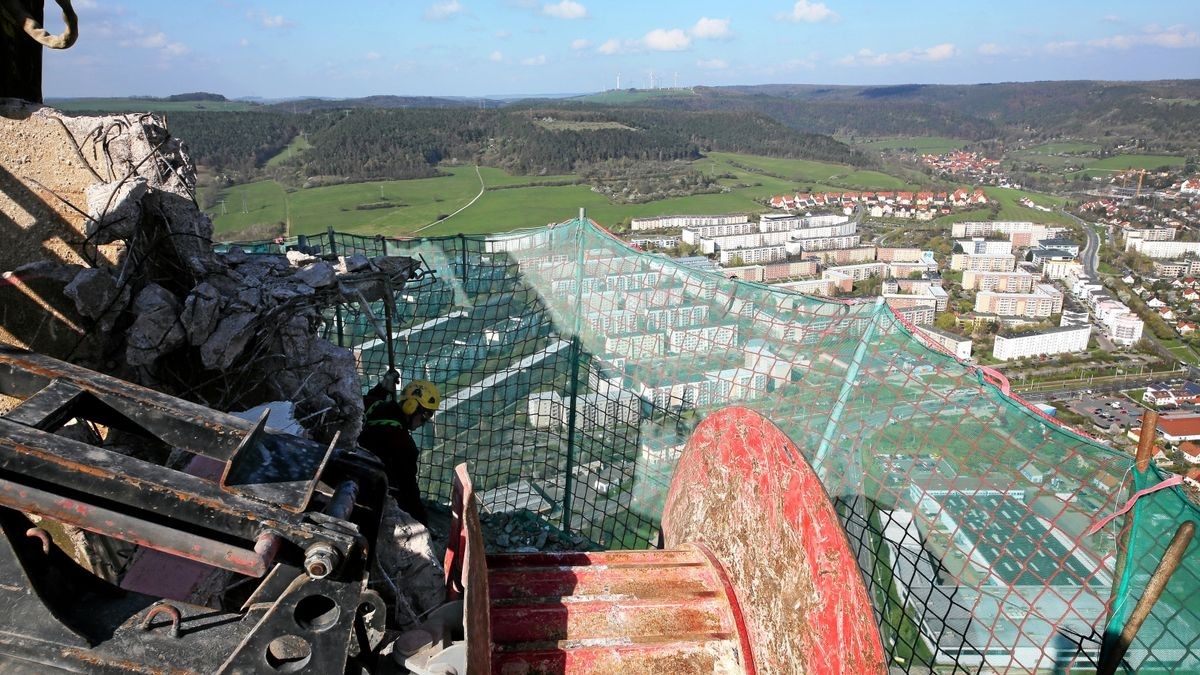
[413,165,485,234]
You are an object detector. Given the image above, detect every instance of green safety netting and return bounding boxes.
[223,218,1199,673]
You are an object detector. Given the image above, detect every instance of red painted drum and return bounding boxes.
[663,406,886,675]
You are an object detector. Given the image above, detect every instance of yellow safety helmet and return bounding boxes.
[399,380,440,416]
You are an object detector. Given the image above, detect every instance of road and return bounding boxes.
[1065,210,1101,278]
[413,165,484,234]
[1060,209,1196,369]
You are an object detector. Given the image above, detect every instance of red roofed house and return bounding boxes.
[897,191,914,206]
[971,189,989,204]
[916,191,933,206]
[770,195,787,208]
[1158,414,1200,444]
[1180,441,1200,464]
[1182,177,1200,196]
[951,188,970,206]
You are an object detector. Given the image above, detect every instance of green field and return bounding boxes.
[927,187,1073,227]
[1068,153,1185,180]
[706,152,918,190]
[571,89,697,105]
[1019,141,1101,155]
[265,134,313,168]
[47,97,262,113]
[211,152,1073,239]
[850,136,971,154]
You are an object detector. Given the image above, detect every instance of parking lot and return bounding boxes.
[1064,394,1146,431]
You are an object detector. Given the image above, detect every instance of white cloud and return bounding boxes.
[118,29,188,58]
[978,43,1004,56]
[490,50,504,61]
[697,58,728,69]
[1044,40,1080,55]
[495,29,511,39]
[571,38,591,50]
[922,43,956,60]
[838,42,957,66]
[690,17,731,39]
[643,28,690,51]
[365,51,382,61]
[521,54,548,66]
[597,38,624,55]
[783,0,837,23]
[1090,25,1199,49]
[423,0,463,20]
[542,1,587,19]
[247,10,294,29]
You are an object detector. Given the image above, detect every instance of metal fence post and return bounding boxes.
[459,233,468,283]
[327,227,345,346]
[561,217,587,534]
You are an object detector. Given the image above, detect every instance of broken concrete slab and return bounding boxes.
[295,261,337,288]
[180,282,222,346]
[199,311,256,371]
[85,178,148,244]
[64,268,120,320]
[125,283,185,367]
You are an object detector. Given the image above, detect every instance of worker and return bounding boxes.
[359,373,439,525]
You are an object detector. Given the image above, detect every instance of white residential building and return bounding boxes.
[634,213,750,232]
[915,326,972,360]
[604,333,665,359]
[975,285,1063,318]
[717,244,788,265]
[784,234,862,254]
[824,262,887,282]
[993,326,1091,361]
[667,324,739,354]
[644,305,709,331]
[1043,259,1084,281]
[1125,239,1200,259]
[951,253,1017,272]
[962,270,1035,293]
[956,237,1014,256]
[528,392,563,428]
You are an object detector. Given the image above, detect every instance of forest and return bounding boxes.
[163,106,868,184]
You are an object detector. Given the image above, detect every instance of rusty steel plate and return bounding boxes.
[662,406,886,675]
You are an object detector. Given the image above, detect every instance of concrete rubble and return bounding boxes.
[482,510,590,553]
[3,103,441,620]
[1,101,420,443]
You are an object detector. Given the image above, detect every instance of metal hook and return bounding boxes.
[25,528,50,555]
[140,602,182,639]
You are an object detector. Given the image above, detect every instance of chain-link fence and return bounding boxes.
[222,218,1199,673]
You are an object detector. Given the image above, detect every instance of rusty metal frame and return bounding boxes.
[0,346,393,672]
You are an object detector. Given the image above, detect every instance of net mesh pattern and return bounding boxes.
[223,219,1199,673]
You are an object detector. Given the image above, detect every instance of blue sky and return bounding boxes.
[43,0,1200,99]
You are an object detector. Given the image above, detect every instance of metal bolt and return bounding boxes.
[304,543,341,579]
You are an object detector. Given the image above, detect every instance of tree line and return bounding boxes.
[163,105,869,183]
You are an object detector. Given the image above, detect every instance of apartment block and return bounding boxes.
[915,326,973,360]
[962,270,1035,293]
[634,213,749,232]
[993,326,1090,361]
[950,253,1017,272]
[974,285,1063,318]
